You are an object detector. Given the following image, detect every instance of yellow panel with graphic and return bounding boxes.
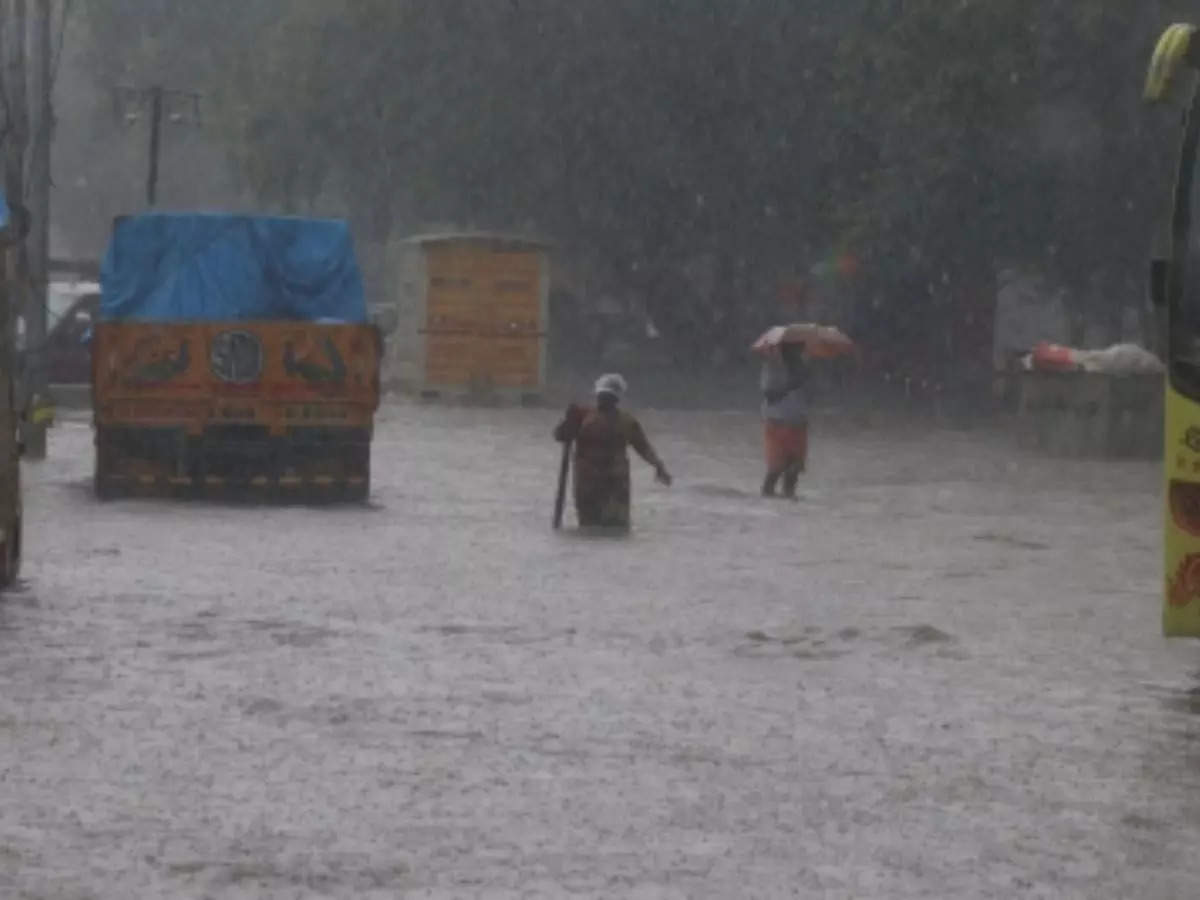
[420,235,546,391]
[1145,23,1200,636]
[1164,386,1200,635]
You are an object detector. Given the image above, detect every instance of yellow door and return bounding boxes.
[424,243,486,387]
[477,247,542,387]
[422,241,543,389]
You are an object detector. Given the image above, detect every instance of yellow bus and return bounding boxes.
[1148,25,1200,635]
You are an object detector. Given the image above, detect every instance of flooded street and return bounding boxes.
[0,403,1196,899]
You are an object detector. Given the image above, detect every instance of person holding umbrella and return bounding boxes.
[553,373,672,531]
[760,342,809,499]
[752,324,855,499]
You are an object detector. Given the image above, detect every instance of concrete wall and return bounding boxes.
[1015,372,1162,459]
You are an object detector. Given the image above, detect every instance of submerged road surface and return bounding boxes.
[0,404,1195,899]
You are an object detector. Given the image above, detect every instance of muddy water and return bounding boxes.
[0,405,1195,899]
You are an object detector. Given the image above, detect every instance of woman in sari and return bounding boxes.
[761,342,808,499]
[553,374,672,530]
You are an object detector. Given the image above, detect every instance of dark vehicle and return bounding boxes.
[46,288,99,384]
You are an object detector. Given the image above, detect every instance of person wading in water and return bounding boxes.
[553,374,672,530]
[760,342,808,499]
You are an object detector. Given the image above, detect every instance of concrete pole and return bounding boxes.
[24,0,51,459]
[3,0,34,459]
[146,85,162,207]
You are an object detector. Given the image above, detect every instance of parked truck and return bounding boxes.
[92,212,380,502]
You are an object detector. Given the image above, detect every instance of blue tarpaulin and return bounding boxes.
[100,212,367,323]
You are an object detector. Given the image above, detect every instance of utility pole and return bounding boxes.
[4,1,28,201]
[3,0,33,459]
[115,85,201,208]
[146,86,162,207]
[24,0,52,460]
[0,7,13,463]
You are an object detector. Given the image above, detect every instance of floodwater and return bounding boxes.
[1,403,1197,899]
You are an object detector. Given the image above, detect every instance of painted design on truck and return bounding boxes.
[120,335,190,387]
[283,332,347,384]
[210,331,264,384]
[94,321,380,419]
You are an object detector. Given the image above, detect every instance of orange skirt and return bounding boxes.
[764,420,808,473]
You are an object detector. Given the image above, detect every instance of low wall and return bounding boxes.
[1015,371,1162,458]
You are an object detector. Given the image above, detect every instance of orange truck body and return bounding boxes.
[92,320,380,500]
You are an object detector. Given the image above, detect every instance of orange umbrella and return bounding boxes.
[751,323,856,360]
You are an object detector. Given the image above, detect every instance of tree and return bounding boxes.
[72,0,1190,384]
[830,1,1183,396]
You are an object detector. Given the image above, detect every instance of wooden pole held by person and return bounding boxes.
[552,439,571,530]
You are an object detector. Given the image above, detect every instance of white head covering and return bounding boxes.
[594,373,627,399]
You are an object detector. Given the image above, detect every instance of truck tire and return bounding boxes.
[94,470,117,502]
[94,440,111,500]
[346,474,370,504]
[347,447,370,503]
[0,515,21,588]
[93,427,119,501]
